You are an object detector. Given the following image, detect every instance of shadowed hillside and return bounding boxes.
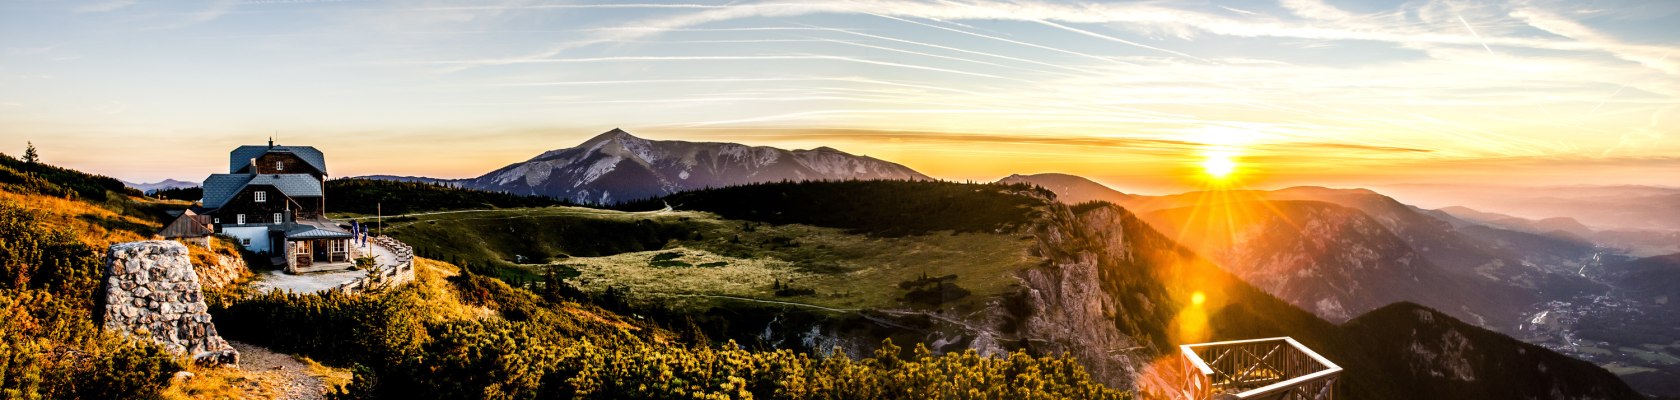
[615,179,1050,237]
[326,178,571,215]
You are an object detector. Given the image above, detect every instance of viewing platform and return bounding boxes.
[1177,337,1342,400]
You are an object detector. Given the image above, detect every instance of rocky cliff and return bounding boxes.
[101,240,238,365]
[1011,203,1154,387]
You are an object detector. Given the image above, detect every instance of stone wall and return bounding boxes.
[330,235,416,294]
[101,240,239,365]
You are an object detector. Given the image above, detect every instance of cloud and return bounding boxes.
[74,0,138,13]
[685,127,1435,155]
[1509,6,1679,76]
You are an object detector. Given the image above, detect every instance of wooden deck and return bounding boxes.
[1176,337,1342,400]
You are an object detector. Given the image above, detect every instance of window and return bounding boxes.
[236,214,245,224]
[254,191,267,203]
[275,161,284,171]
[241,238,251,245]
[274,213,283,224]
[213,218,220,224]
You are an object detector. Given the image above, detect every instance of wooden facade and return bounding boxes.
[241,152,326,179]
[211,185,323,223]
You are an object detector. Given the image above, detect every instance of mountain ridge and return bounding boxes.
[122,178,198,193]
[460,129,930,204]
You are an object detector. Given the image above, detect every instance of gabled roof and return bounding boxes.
[286,218,352,240]
[251,174,323,198]
[201,174,254,209]
[200,173,322,209]
[230,145,327,175]
[158,209,214,238]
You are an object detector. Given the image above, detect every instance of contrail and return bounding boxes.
[1035,20,1216,64]
[422,54,1028,82]
[866,12,1136,66]
[801,24,1108,75]
[1454,13,1496,56]
[1589,53,1668,114]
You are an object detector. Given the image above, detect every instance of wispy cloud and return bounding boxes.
[74,0,138,13]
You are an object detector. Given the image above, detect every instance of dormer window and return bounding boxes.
[254,191,267,203]
[273,213,283,224]
[236,214,245,224]
[276,161,284,171]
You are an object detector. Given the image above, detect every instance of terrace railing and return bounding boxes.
[1179,337,1341,400]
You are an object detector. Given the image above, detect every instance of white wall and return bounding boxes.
[223,226,272,254]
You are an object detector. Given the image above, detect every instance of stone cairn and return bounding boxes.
[101,240,239,366]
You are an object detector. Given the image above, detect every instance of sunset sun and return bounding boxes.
[1202,153,1237,179]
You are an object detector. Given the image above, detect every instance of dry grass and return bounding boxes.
[298,356,352,390]
[411,257,494,321]
[160,363,283,400]
[550,220,1036,312]
[562,247,808,309]
[0,189,155,247]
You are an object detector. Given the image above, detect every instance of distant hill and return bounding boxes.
[1604,253,1680,301]
[461,129,931,204]
[1377,183,1680,232]
[324,178,569,215]
[1343,302,1646,400]
[1,152,142,201]
[352,175,464,185]
[122,178,198,194]
[1438,205,1595,239]
[996,173,1133,204]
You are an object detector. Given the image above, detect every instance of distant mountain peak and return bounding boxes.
[581,128,640,145]
[466,130,930,204]
[123,178,200,192]
[996,173,1131,204]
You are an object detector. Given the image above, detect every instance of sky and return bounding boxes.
[1,0,1676,195]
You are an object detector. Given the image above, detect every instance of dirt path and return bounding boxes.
[228,341,330,400]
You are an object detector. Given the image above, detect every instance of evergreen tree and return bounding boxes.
[22,141,38,164]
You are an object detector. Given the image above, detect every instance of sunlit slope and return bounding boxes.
[1066,202,1642,400]
[1142,199,1491,323]
[372,179,1641,399]
[1077,185,1599,330]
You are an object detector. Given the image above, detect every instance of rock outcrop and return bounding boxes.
[189,241,250,291]
[101,240,238,365]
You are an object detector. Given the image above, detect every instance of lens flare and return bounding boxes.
[1202,154,1236,179]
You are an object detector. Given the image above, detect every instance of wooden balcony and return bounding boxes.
[1178,337,1341,400]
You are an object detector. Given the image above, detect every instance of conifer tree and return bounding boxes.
[22,141,38,164]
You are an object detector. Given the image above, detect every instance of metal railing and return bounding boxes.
[1180,337,1341,400]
